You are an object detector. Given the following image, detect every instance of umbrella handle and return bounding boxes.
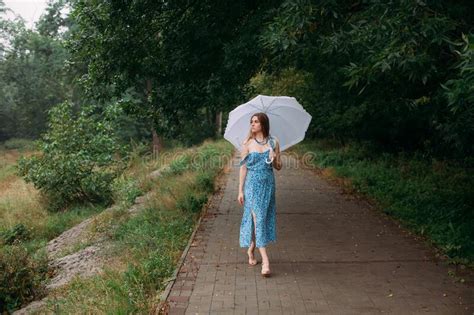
[265,147,275,164]
[265,135,276,164]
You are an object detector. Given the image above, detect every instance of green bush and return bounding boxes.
[257,1,474,157]
[1,223,32,245]
[16,100,127,212]
[195,171,215,193]
[110,175,143,205]
[0,244,48,313]
[439,33,474,155]
[176,192,208,214]
[167,154,191,175]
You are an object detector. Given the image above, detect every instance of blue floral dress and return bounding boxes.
[239,145,277,248]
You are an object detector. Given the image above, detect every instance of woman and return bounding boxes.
[237,112,282,277]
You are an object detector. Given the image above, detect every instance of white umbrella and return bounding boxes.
[224,94,312,152]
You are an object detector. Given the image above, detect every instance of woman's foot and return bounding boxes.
[247,248,257,266]
[261,261,271,277]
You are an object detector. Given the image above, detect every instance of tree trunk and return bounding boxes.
[152,128,162,155]
[146,78,163,156]
[216,111,222,136]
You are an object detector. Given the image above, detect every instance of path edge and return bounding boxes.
[155,150,235,314]
[295,149,474,279]
[155,211,202,314]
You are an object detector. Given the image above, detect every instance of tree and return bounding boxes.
[16,100,126,211]
[259,0,474,157]
[0,0,81,141]
[66,0,284,147]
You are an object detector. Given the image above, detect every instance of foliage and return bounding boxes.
[167,154,192,175]
[0,0,79,142]
[195,170,216,194]
[66,0,284,143]
[16,100,126,211]
[110,174,143,206]
[259,0,474,157]
[36,140,233,313]
[439,33,474,155]
[0,244,48,313]
[176,191,209,214]
[1,223,32,245]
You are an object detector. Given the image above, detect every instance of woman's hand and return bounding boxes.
[270,138,282,170]
[238,191,244,206]
[268,148,276,162]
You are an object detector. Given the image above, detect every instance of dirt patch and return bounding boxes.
[13,188,152,314]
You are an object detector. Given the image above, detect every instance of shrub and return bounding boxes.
[16,101,126,212]
[0,244,48,313]
[110,174,143,205]
[1,223,31,245]
[195,171,215,193]
[167,154,191,175]
[176,192,208,214]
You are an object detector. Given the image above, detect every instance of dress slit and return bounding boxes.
[250,208,257,243]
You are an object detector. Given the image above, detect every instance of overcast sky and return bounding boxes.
[3,0,49,29]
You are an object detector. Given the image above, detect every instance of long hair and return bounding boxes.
[243,112,270,145]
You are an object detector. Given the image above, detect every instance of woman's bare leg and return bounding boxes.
[259,247,270,273]
[247,210,257,265]
[250,210,270,271]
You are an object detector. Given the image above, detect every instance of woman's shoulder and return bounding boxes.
[241,139,251,153]
[241,138,254,151]
[239,140,251,166]
[242,138,253,146]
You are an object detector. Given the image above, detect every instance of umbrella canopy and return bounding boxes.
[224,94,312,152]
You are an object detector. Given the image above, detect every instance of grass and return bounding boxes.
[291,138,474,266]
[0,147,106,251]
[0,138,189,251]
[29,138,234,313]
[0,143,116,313]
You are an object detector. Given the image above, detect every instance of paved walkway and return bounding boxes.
[165,150,474,314]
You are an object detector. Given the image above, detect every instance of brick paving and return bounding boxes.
[164,150,474,314]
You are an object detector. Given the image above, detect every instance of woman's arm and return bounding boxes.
[272,139,282,170]
[239,144,249,194]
